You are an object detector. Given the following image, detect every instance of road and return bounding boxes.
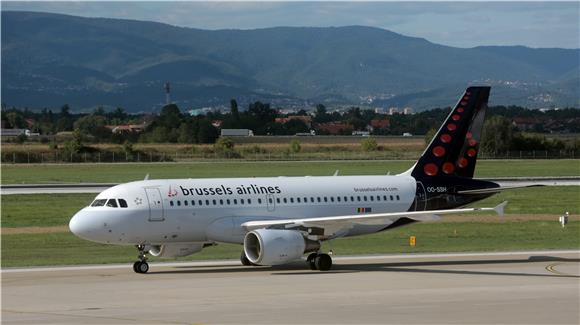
[2,251,579,324]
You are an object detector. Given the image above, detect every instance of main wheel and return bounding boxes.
[240,252,253,266]
[307,253,318,270]
[314,254,332,271]
[134,261,149,274]
[133,261,140,273]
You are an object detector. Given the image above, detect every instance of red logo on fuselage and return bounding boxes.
[168,186,178,197]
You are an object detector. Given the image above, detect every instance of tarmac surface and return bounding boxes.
[2,251,579,324]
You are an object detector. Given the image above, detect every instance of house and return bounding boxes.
[275,115,313,128]
[106,123,147,134]
[369,118,391,131]
[316,122,353,135]
[512,117,540,131]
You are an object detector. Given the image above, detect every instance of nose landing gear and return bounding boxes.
[133,245,149,274]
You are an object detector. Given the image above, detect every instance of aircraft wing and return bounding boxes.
[242,202,507,238]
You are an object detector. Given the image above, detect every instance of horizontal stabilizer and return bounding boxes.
[494,201,508,216]
[457,184,543,195]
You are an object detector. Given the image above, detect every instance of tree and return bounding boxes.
[159,104,182,128]
[314,104,330,123]
[424,128,437,145]
[56,104,73,132]
[74,115,109,141]
[481,116,514,154]
[197,119,219,143]
[230,99,240,121]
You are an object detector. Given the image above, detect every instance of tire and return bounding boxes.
[315,254,332,271]
[137,261,149,274]
[133,261,140,273]
[306,253,317,262]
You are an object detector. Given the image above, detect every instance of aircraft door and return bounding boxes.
[145,188,165,221]
[266,194,275,212]
[413,181,427,211]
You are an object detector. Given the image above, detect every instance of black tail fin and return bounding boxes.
[410,86,490,179]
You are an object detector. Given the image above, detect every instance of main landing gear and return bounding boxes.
[133,245,149,274]
[307,252,333,271]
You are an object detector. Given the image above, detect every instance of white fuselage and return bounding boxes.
[69,175,417,246]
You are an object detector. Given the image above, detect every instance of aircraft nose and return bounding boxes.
[69,210,92,240]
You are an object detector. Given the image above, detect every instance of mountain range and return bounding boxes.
[2,11,579,112]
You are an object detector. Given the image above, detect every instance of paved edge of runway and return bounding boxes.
[3,249,579,273]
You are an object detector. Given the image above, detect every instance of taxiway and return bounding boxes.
[2,251,579,324]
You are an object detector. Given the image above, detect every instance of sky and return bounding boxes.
[2,1,579,48]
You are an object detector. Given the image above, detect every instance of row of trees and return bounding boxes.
[3,101,579,148]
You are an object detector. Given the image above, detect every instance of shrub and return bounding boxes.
[361,137,378,151]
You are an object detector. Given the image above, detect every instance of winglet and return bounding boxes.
[333,170,339,176]
[144,174,150,181]
[494,201,508,216]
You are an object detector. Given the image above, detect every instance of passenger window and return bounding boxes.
[337,197,341,202]
[276,198,280,204]
[317,197,321,202]
[241,199,245,204]
[357,196,361,202]
[170,201,174,207]
[234,199,238,204]
[377,195,381,201]
[191,200,195,206]
[370,196,374,201]
[283,198,287,203]
[199,200,203,206]
[220,199,224,205]
[297,197,301,203]
[344,196,348,202]
[184,200,188,206]
[304,197,308,202]
[227,199,231,205]
[258,198,262,204]
[363,196,367,201]
[351,196,355,201]
[177,200,181,206]
[248,199,252,204]
[330,197,334,202]
[269,198,273,204]
[390,195,394,201]
[213,199,217,205]
[310,197,315,203]
[396,195,400,201]
[118,199,128,208]
[324,197,328,202]
[383,195,388,201]
[206,200,210,205]
[290,198,294,203]
[106,199,118,208]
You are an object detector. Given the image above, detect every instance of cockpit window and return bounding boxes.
[106,199,118,208]
[118,199,128,208]
[91,199,107,207]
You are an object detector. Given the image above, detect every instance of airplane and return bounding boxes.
[70,86,520,274]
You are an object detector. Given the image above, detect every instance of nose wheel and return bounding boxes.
[307,252,332,271]
[133,245,149,274]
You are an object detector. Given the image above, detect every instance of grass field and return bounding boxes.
[2,159,579,184]
[2,221,578,267]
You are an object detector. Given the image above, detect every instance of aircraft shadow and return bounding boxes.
[147,255,580,278]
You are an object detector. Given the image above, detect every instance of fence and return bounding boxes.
[2,149,578,164]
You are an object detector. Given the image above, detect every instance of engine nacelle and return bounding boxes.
[148,243,203,258]
[244,229,320,266]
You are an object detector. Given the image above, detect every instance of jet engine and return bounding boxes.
[148,243,203,258]
[244,229,320,265]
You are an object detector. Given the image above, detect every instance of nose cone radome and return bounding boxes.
[69,209,103,242]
